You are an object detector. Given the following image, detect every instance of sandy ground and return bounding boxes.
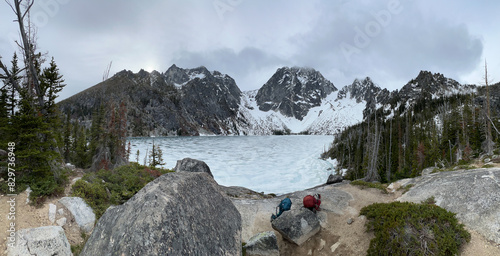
[251,184,500,255]
[301,184,500,256]
[1,171,85,255]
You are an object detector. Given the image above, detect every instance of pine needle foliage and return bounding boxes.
[360,201,471,256]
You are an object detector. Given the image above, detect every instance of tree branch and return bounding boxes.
[13,0,45,110]
[485,114,500,136]
[0,58,23,94]
[21,0,34,20]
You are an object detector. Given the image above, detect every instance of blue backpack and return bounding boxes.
[271,198,292,221]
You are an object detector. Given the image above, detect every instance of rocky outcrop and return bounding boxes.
[7,226,73,256]
[80,172,242,256]
[398,168,500,244]
[244,231,280,256]
[48,203,57,223]
[271,207,320,246]
[174,157,213,178]
[59,197,96,233]
[326,174,343,184]
[220,185,275,199]
[256,67,337,120]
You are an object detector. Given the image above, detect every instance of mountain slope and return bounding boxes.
[59,66,478,136]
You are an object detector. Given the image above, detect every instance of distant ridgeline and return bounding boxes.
[322,71,500,183]
[58,66,497,140]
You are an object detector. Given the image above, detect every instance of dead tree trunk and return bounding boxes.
[365,112,381,182]
[483,60,494,155]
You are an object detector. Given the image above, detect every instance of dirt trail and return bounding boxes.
[1,171,84,255]
[266,184,500,255]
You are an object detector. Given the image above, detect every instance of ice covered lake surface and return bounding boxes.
[127,135,336,195]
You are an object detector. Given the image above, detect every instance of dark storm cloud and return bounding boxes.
[172,47,290,88]
[287,0,484,89]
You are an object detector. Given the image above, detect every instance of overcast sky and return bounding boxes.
[1,0,498,101]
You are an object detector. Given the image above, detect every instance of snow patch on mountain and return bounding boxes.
[236,89,365,135]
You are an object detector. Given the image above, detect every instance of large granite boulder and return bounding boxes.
[7,226,72,256]
[80,172,241,256]
[326,174,343,184]
[58,197,96,233]
[271,207,320,246]
[398,168,500,244]
[244,231,280,256]
[174,157,213,178]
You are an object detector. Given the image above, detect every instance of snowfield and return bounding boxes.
[235,89,366,135]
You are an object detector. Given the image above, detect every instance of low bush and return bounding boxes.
[360,201,470,256]
[72,163,172,218]
[350,180,388,193]
[398,184,414,194]
[0,165,69,206]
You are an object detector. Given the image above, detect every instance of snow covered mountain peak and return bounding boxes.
[254,66,337,121]
[398,70,476,102]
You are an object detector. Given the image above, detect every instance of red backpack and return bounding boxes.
[303,194,321,209]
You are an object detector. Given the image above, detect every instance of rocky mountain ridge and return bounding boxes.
[396,70,476,103]
[255,66,337,120]
[58,65,477,136]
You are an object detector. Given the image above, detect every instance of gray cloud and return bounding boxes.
[172,47,289,89]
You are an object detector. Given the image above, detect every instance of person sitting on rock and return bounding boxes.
[303,193,321,213]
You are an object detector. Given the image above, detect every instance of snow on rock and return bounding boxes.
[236,89,365,135]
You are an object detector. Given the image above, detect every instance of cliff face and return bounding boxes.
[255,67,337,120]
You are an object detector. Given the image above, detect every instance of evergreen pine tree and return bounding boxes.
[149,141,165,168]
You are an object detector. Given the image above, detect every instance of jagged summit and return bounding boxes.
[163,65,214,87]
[255,66,337,120]
[337,77,391,108]
[398,70,476,102]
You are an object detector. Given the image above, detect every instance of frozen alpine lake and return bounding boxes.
[128,135,336,194]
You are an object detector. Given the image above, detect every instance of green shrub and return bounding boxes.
[350,180,388,193]
[360,201,470,256]
[0,165,68,206]
[28,167,69,206]
[398,184,414,194]
[71,163,172,218]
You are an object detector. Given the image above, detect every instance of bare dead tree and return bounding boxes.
[0,0,45,111]
[103,61,113,81]
[483,60,494,155]
[365,111,381,182]
[386,116,392,182]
